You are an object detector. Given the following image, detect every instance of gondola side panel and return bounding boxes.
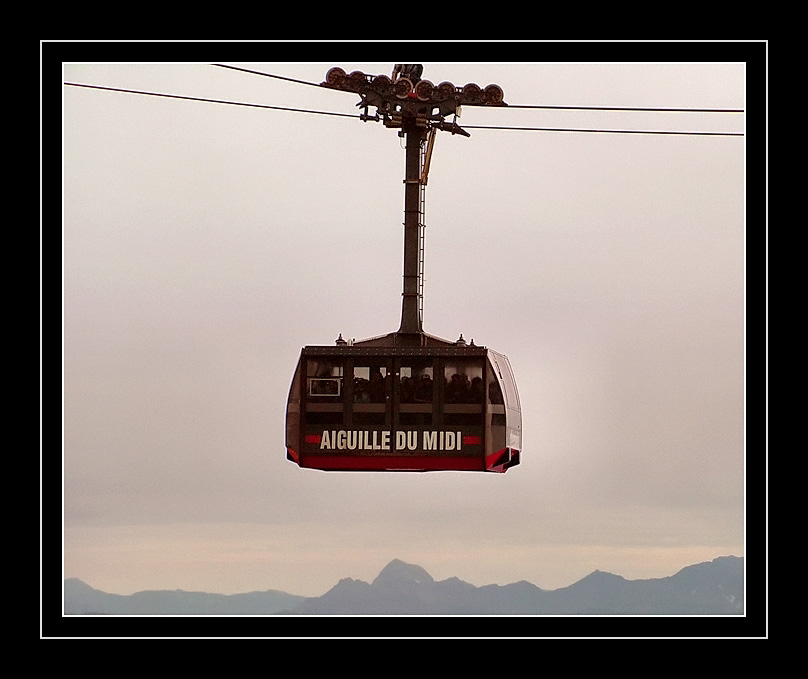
[285,354,304,464]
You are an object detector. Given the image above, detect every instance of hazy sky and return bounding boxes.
[61,55,748,601]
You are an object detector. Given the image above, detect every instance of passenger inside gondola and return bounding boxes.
[446,373,470,403]
[353,377,370,402]
[367,370,386,403]
[415,374,433,403]
[470,376,485,403]
[400,375,415,403]
[397,364,434,404]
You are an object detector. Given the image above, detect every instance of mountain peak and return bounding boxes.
[582,569,625,583]
[372,559,434,586]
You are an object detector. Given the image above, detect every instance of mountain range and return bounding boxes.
[64,555,743,615]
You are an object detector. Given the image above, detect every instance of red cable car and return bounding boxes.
[285,65,521,472]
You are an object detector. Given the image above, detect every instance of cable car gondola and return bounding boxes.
[285,65,521,473]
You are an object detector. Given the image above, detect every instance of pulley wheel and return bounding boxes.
[325,67,346,86]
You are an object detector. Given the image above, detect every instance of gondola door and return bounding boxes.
[348,355,393,452]
[392,356,436,459]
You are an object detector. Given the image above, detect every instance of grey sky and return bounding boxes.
[62,60,746,598]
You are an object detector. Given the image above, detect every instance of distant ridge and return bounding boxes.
[63,578,309,615]
[64,555,743,616]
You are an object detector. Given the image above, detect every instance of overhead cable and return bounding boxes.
[64,82,744,137]
[63,82,355,119]
[212,63,322,88]
[463,124,743,137]
[505,104,744,113]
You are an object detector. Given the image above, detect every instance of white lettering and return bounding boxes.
[317,429,470,451]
